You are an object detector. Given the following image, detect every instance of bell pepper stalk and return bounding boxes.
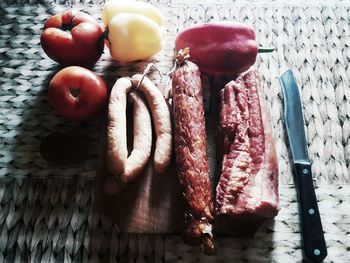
[258,46,275,53]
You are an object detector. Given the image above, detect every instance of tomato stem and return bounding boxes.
[61,13,75,32]
[70,88,80,98]
[61,23,74,32]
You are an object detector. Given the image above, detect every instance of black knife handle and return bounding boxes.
[295,162,327,262]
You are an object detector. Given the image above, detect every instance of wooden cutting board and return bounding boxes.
[96,139,184,233]
[94,80,263,237]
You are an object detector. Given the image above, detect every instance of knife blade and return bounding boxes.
[279,69,327,263]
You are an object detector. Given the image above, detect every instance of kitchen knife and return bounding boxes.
[279,69,327,263]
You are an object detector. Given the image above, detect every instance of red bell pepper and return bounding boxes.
[175,22,274,75]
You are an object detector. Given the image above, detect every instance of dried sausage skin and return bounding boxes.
[171,50,214,254]
[105,80,152,194]
[106,77,132,175]
[131,74,173,174]
[122,90,152,182]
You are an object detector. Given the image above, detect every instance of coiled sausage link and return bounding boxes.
[107,77,132,176]
[131,74,172,174]
[106,79,152,193]
[123,90,152,182]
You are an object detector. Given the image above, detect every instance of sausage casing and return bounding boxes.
[107,77,132,175]
[131,74,172,174]
[171,54,214,254]
[123,90,152,182]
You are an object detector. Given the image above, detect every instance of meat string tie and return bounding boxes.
[165,47,191,100]
[132,63,162,90]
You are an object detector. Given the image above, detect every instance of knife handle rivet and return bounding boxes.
[308,208,315,215]
[303,168,309,175]
[314,249,321,256]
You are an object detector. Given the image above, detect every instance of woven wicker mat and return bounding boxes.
[0,0,349,262]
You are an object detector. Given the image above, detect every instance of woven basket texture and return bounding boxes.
[0,0,349,262]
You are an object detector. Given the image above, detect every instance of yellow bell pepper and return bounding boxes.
[102,0,164,26]
[107,13,163,62]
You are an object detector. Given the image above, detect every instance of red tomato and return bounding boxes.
[48,66,108,123]
[41,10,105,67]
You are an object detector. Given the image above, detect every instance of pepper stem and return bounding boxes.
[101,27,109,39]
[258,47,275,53]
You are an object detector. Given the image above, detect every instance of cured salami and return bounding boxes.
[171,49,215,254]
